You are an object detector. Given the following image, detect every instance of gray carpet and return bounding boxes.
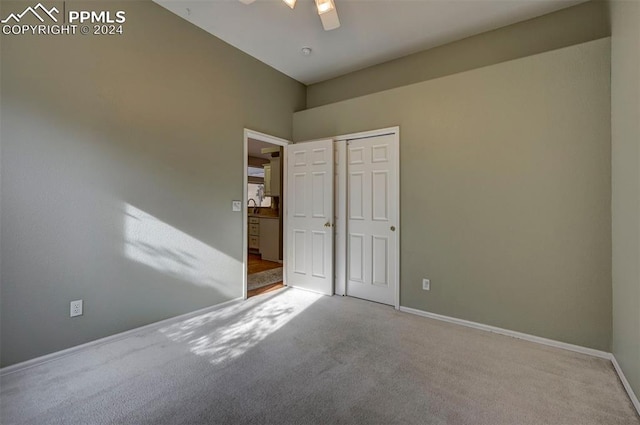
[248,267,283,291]
[1,288,638,425]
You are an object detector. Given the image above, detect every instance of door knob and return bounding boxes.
[390,226,396,231]
[325,222,331,228]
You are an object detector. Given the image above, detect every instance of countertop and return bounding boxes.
[248,213,278,219]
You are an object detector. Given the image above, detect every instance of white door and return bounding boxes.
[346,134,398,305]
[286,139,334,295]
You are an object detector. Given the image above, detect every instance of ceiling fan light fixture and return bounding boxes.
[315,0,334,14]
[282,0,297,9]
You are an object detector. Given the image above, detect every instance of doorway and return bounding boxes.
[243,129,290,299]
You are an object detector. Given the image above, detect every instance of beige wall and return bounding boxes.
[307,1,610,108]
[611,0,640,399]
[294,39,612,350]
[0,0,305,366]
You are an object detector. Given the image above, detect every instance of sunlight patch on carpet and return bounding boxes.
[159,289,321,365]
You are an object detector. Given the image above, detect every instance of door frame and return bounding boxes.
[242,129,291,300]
[334,126,400,309]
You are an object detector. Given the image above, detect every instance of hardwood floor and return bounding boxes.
[247,253,283,298]
[248,253,281,274]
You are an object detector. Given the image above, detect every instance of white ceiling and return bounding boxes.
[154,0,586,85]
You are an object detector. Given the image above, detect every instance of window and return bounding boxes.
[248,166,271,207]
[248,166,264,178]
[248,183,271,207]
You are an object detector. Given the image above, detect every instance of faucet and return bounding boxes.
[248,198,258,214]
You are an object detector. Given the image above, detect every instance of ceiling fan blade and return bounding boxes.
[315,0,340,31]
[319,8,340,31]
[238,0,339,31]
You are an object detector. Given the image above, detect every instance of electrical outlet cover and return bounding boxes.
[232,200,242,212]
[422,279,430,291]
[70,300,83,317]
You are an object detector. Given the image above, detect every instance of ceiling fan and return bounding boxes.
[238,0,340,31]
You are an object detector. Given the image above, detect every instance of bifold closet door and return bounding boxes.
[346,134,398,306]
[286,140,334,295]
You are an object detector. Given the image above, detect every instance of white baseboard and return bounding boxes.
[3,297,638,418]
[399,306,611,359]
[0,297,243,377]
[399,306,640,417]
[611,355,640,416]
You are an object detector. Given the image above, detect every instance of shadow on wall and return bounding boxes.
[159,289,322,365]
[123,203,239,298]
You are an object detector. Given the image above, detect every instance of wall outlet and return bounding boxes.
[232,200,242,212]
[422,279,430,291]
[70,300,83,317]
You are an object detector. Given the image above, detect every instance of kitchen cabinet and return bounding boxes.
[264,157,281,197]
[259,217,279,262]
[263,164,271,196]
[248,217,260,251]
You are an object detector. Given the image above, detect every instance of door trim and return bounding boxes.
[334,140,347,297]
[334,126,400,310]
[243,129,290,300]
